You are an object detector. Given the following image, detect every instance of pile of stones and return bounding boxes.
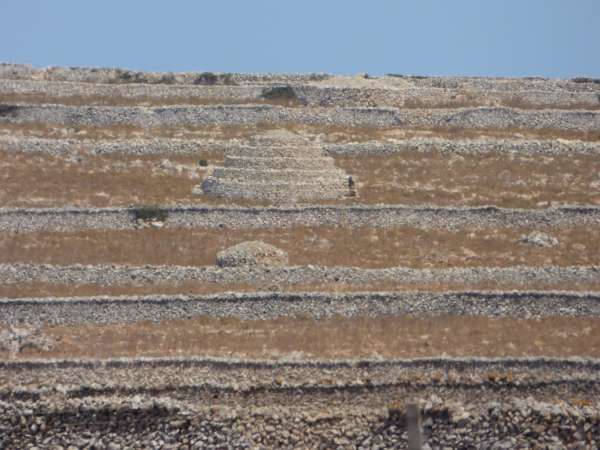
[197,130,355,202]
[216,241,288,267]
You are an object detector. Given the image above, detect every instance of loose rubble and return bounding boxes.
[216,241,289,267]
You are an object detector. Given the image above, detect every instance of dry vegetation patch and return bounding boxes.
[5,315,600,360]
[1,122,599,142]
[0,92,303,107]
[1,226,598,268]
[1,149,599,208]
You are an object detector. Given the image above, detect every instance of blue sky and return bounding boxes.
[1,1,599,77]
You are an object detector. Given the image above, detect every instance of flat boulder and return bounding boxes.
[216,241,289,267]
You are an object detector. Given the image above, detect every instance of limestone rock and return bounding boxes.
[518,231,559,247]
[216,241,288,267]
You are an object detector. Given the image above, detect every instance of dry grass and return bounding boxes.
[3,91,600,110]
[335,151,600,208]
[2,226,599,268]
[0,92,303,107]
[404,93,600,110]
[2,149,599,208]
[7,315,600,360]
[0,150,268,208]
[1,122,599,143]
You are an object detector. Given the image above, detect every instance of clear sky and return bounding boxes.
[1,0,599,78]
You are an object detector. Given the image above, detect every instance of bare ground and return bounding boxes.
[2,122,600,142]
[3,91,600,110]
[1,149,599,208]
[1,226,598,268]
[5,315,600,360]
[0,92,303,107]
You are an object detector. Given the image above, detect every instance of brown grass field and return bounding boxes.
[1,226,598,268]
[4,315,600,360]
[2,122,600,142]
[1,149,599,208]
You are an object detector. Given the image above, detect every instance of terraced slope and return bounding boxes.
[1,64,600,449]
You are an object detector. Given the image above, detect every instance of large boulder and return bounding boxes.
[216,241,289,267]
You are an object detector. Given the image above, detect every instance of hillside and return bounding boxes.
[1,64,600,448]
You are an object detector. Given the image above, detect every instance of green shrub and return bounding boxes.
[0,105,18,117]
[194,72,218,85]
[198,159,209,167]
[193,72,236,86]
[572,77,600,84]
[130,205,169,222]
[261,85,297,101]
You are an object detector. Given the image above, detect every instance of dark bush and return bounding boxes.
[130,205,169,222]
[157,74,176,85]
[0,105,18,117]
[194,72,218,85]
[194,72,236,86]
[198,159,209,167]
[572,77,600,85]
[261,85,297,101]
[112,69,145,84]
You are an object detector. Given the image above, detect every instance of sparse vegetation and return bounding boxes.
[0,104,18,117]
[193,72,236,85]
[261,85,297,101]
[572,77,600,85]
[130,205,169,222]
[194,72,218,85]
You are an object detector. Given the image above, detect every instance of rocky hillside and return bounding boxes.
[1,63,600,449]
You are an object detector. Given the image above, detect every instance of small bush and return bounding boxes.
[261,85,297,101]
[157,74,176,85]
[130,205,169,222]
[113,69,145,84]
[198,159,209,167]
[572,77,600,85]
[193,72,236,86]
[194,72,218,85]
[0,105,18,117]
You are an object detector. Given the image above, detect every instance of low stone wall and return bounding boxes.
[1,205,600,232]
[2,135,599,157]
[2,104,600,131]
[2,78,600,109]
[0,390,598,449]
[1,291,599,325]
[1,263,598,291]
[2,63,598,92]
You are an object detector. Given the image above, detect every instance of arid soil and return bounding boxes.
[2,122,600,142]
[0,92,303,107]
[2,226,598,268]
[2,149,599,207]
[4,315,600,360]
